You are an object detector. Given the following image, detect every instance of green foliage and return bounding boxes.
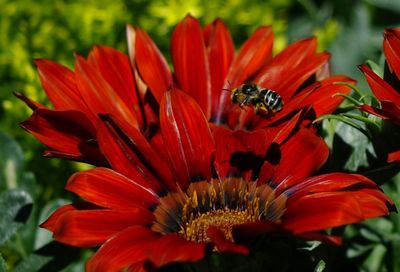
[0,254,6,272]
[0,189,33,246]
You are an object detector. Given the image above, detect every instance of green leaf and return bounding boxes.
[35,198,69,249]
[14,242,82,272]
[366,59,384,78]
[314,260,326,272]
[330,121,376,171]
[363,244,386,272]
[0,133,24,190]
[366,0,400,12]
[0,133,36,197]
[0,254,7,272]
[13,254,51,272]
[299,240,322,251]
[0,189,33,246]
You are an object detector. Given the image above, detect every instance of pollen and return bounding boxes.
[152,178,286,243]
[179,207,257,242]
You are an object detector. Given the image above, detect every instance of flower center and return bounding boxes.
[179,208,256,242]
[152,178,286,243]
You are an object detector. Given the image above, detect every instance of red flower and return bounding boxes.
[131,15,355,130]
[19,15,354,164]
[41,90,394,271]
[359,28,400,162]
[17,46,142,164]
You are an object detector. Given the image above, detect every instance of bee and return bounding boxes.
[231,83,283,116]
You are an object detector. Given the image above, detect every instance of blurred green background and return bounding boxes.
[1,0,400,271]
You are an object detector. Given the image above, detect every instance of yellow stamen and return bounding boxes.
[151,178,286,243]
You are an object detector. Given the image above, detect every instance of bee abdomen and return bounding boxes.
[260,89,283,112]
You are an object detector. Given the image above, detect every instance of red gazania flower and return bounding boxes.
[19,15,354,165]
[359,28,400,163]
[41,90,394,271]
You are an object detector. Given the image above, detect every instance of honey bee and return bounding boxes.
[231,83,283,115]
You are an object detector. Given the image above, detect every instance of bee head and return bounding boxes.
[231,87,244,104]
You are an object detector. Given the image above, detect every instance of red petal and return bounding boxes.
[160,89,214,188]
[285,173,378,202]
[34,59,89,111]
[100,114,176,190]
[213,127,272,179]
[127,262,147,272]
[40,204,78,231]
[255,82,319,129]
[359,64,400,105]
[133,27,173,103]
[171,15,211,118]
[272,110,303,144]
[283,190,392,233]
[215,26,273,123]
[53,209,153,247]
[388,150,400,163]
[74,55,140,129]
[226,26,273,87]
[275,52,330,101]
[205,19,234,118]
[40,202,100,230]
[359,103,400,125]
[14,91,45,110]
[255,38,317,89]
[299,75,355,117]
[354,188,395,215]
[41,150,105,165]
[87,46,143,127]
[272,128,329,194]
[147,234,206,267]
[86,226,158,271]
[384,29,400,79]
[66,168,159,209]
[126,24,148,100]
[97,116,168,194]
[207,226,249,255]
[20,108,95,156]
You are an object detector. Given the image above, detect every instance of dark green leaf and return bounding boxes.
[0,254,7,272]
[14,254,52,272]
[14,242,81,272]
[327,121,376,171]
[366,0,400,12]
[0,189,33,246]
[0,133,24,190]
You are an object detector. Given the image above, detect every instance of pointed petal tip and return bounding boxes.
[212,18,224,25]
[358,63,368,72]
[126,23,134,30]
[39,219,50,230]
[33,58,45,66]
[13,91,41,110]
[126,24,136,36]
[184,13,196,20]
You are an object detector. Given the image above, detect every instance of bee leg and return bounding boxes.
[240,97,249,107]
[256,103,269,116]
